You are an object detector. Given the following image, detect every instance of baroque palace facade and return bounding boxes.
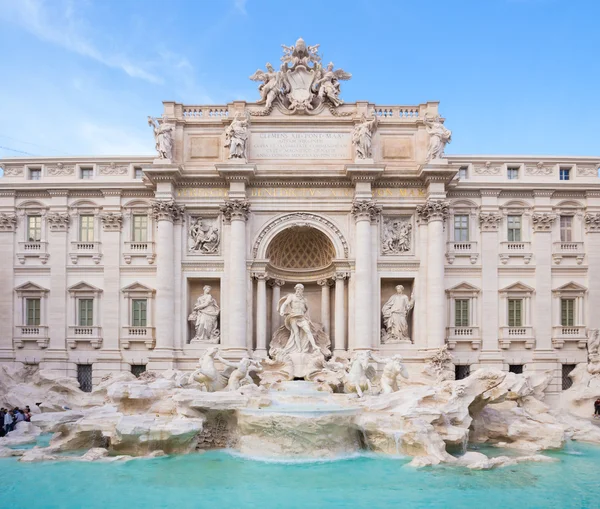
[1,39,599,399]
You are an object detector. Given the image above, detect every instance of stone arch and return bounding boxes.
[252,213,348,260]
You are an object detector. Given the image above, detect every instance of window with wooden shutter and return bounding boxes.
[508,299,522,327]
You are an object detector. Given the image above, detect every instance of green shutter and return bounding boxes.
[26,298,40,326]
[79,299,93,326]
[561,299,574,326]
[132,299,147,326]
[508,299,522,327]
[455,299,469,327]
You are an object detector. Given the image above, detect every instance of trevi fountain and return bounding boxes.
[2,39,600,509]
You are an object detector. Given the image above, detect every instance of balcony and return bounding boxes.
[123,241,156,264]
[499,241,532,265]
[552,242,585,265]
[67,325,103,349]
[16,241,49,264]
[552,325,587,349]
[70,241,102,264]
[499,326,535,349]
[121,326,156,349]
[446,326,481,350]
[446,241,478,264]
[14,325,49,349]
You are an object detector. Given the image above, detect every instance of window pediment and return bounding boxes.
[499,282,535,295]
[122,282,155,297]
[446,282,480,297]
[553,281,587,295]
[15,281,49,296]
[68,281,103,294]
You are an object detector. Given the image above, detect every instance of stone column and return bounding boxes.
[334,273,347,355]
[270,279,284,338]
[417,199,448,349]
[0,212,17,363]
[532,212,557,351]
[150,200,184,366]
[582,210,600,328]
[220,199,250,356]
[351,199,381,351]
[254,273,268,357]
[414,215,428,349]
[318,279,331,334]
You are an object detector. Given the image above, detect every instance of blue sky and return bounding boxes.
[0,0,599,160]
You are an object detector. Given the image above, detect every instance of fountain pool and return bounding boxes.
[1,442,598,509]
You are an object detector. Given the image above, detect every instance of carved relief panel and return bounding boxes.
[381,216,413,255]
[188,215,221,254]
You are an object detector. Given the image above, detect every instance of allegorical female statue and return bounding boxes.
[147,116,174,160]
[381,285,415,343]
[224,114,249,160]
[424,114,452,162]
[188,285,220,343]
[352,114,378,159]
[269,284,330,359]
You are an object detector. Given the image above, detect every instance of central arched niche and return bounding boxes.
[266,226,335,272]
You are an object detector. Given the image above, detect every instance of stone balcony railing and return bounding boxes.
[14,325,49,349]
[121,326,156,349]
[446,326,481,350]
[499,326,535,349]
[123,241,156,264]
[446,241,478,264]
[552,325,587,349]
[499,241,533,264]
[552,242,585,265]
[67,325,102,349]
[70,241,102,264]
[16,241,49,264]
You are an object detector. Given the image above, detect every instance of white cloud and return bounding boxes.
[0,0,163,83]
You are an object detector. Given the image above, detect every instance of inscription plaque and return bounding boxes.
[249,132,350,160]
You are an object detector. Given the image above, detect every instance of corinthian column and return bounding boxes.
[318,279,331,334]
[586,211,600,330]
[334,273,347,355]
[254,272,268,357]
[351,200,381,351]
[417,199,448,349]
[270,279,285,338]
[151,200,185,357]
[220,199,250,356]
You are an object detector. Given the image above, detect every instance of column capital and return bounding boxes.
[252,272,269,281]
[220,199,250,222]
[47,212,70,232]
[151,200,185,222]
[269,278,285,288]
[416,199,449,223]
[317,278,332,287]
[585,213,600,233]
[99,212,123,232]
[334,272,349,281]
[532,212,557,232]
[0,213,17,232]
[478,212,503,232]
[351,199,381,221]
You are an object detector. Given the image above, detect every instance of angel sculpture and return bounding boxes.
[249,63,284,110]
[314,62,352,107]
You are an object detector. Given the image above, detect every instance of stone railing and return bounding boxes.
[371,105,422,120]
[123,241,156,264]
[67,325,102,349]
[552,242,584,265]
[551,325,587,349]
[446,326,481,350]
[499,241,532,264]
[14,325,49,349]
[70,241,102,264]
[121,326,156,349]
[446,241,478,264]
[181,106,230,120]
[17,241,49,264]
[499,326,534,349]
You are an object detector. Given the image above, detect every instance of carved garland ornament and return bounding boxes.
[474,161,501,176]
[252,212,349,258]
[478,212,503,231]
[585,213,600,232]
[220,200,250,222]
[99,162,129,176]
[3,166,23,177]
[100,212,124,231]
[0,213,18,232]
[578,166,599,177]
[525,162,553,176]
[416,200,449,222]
[531,213,557,232]
[47,163,75,176]
[151,200,185,222]
[47,212,70,232]
[351,199,382,221]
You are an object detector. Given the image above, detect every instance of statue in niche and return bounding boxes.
[352,114,378,159]
[269,284,331,359]
[381,285,415,343]
[313,62,352,107]
[189,217,220,254]
[147,116,174,160]
[224,113,249,160]
[424,114,452,162]
[188,286,220,343]
[382,218,412,254]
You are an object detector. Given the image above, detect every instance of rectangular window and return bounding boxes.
[507,215,522,242]
[79,215,94,242]
[26,298,41,326]
[80,167,93,179]
[29,168,41,180]
[132,299,147,327]
[509,364,524,374]
[131,364,147,378]
[508,299,523,327]
[78,299,94,326]
[560,168,571,181]
[455,365,471,380]
[27,215,42,242]
[458,166,468,180]
[507,166,519,180]
[454,215,469,242]
[77,364,93,392]
[455,299,470,327]
[561,298,575,326]
[560,216,573,242]
[132,215,148,242]
[134,167,143,180]
[562,364,576,390]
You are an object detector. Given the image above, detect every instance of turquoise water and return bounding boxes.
[1,442,599,509]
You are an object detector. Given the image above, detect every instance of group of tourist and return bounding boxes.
[0,406,31,436]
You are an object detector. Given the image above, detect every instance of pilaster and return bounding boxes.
[0,209,16,362]
[585,207,600,330]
